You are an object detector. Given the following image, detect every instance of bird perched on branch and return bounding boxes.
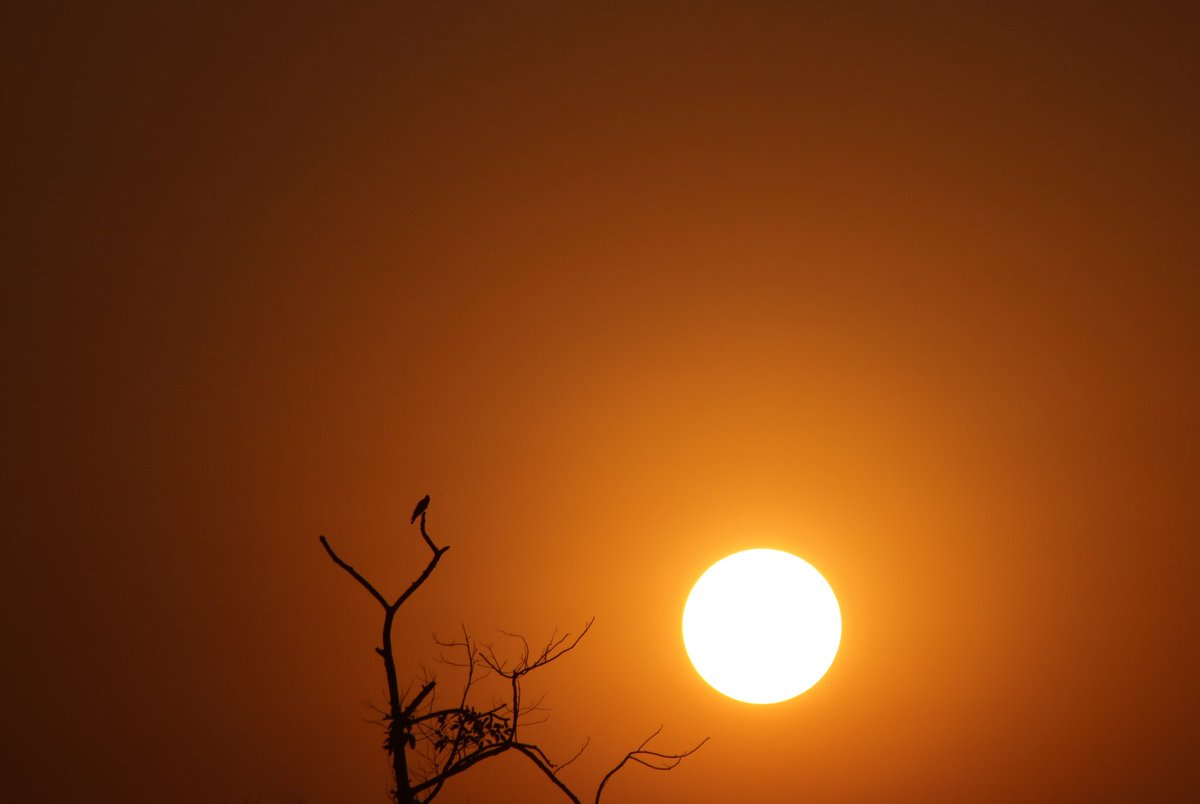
[410,494,430,524]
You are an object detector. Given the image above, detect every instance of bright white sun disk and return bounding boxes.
[682,548,841,704]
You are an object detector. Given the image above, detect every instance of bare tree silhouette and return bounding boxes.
[319,496,706,804]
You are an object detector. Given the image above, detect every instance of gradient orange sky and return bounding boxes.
[7,3,1199,802]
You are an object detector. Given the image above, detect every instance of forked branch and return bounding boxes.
[318,508,448,614]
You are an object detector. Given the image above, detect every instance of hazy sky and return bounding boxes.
[7,3,1199,802]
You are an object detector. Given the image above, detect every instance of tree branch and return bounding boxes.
[395,513,449,610]
[404,681,437,719]
[416,510,439,554]
[512,743,583,804]
[411,743,511,795]
[394,543,450,610]
[594,727,709,804]
[319,535,390,610]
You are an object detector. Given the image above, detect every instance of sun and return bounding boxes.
[682,548,841,704]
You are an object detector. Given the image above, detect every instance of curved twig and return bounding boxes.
[594,727,709,804]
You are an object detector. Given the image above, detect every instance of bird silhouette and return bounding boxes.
[410,494,430,524]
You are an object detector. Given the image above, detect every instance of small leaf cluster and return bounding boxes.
[431,707,512,753]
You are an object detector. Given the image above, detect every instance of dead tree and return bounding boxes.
[319,496,706,804]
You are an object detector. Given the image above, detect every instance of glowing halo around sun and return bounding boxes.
[682,548,842,704]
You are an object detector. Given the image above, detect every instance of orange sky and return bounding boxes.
[7,3,1199,802]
